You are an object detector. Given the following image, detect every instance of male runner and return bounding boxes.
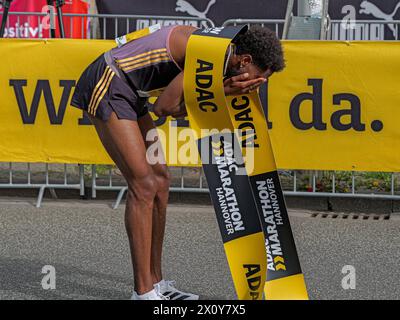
[70,25,285,300]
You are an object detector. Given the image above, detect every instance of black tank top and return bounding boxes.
[108,25,182,98]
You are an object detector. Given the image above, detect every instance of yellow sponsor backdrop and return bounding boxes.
[0,38,192,165]
[1,39,399,171]
[269,41,400,172]
[0,39,114,164]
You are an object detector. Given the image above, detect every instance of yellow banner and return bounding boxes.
[0,39,114,164]
[184,27,268,300]
[183,26,308,300]
[269,41,400,172]
[0,38,192,165]
[1,39,399,171]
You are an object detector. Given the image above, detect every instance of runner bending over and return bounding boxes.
[70,25,285,300]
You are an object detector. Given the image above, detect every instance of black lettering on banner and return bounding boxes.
[230,96,259,148]
[289,79,327,130]
[243,264,262,300]
[199,101,218,112]
[231,96,250,110]
[289,79,376,133]
[79,111,93,125]
[196,88,215,102]
[195,59,218,112]
[153,115,167,127]
[169,117,189,128]
[249,171,303,281]
[236,109,253,122]
[199,133,262,243]
[145,102,168,127]
[331,93,366,131]
[9,79,76,124]
[196,59,213,73]
[196,74,213,89]
[260,82,273,129]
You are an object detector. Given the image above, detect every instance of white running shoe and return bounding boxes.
[131,288,170,300]
[154,280,199,300]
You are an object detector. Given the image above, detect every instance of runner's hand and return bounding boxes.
[171,101,187,119]
[224,73,267,96]
[172,109,187,119]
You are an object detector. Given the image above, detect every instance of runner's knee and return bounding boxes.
[128,174,157,204]
[155,167,171,194]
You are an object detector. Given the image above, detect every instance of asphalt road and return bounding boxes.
[0,197,399,300]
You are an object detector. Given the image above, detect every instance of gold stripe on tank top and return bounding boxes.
[115,48,167,64]
[118,52,170,68]
[121,56,171,72]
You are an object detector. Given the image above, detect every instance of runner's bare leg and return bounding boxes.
[87,111,157,294]
[138,113,170,284]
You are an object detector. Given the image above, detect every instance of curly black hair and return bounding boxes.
[234,26,285,72]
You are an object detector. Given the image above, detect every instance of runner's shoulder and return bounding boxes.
[170,25,199,39]
[169,26,199,68]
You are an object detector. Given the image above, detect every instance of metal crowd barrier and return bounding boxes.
[285,171,399,200]
[91,164,399,209]
[0,162,85,208]
[222,19,286,37]
[91,165,210,209]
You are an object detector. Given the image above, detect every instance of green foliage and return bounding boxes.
[278,170,396,193]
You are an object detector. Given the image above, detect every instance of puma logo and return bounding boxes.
[359,1,400,36]
[175,0,217,19]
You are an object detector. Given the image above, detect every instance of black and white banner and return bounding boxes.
[330,0,400,40]
[95,0,286,29]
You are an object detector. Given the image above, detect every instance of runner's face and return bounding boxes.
[226,54,272,80]
[244,63,272,80]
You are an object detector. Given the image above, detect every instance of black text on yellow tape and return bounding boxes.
[226,92,309,300]
[184,25,308,300]
[199,132,267,300]
[184,25,268,300]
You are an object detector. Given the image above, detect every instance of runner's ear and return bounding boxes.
[240,54,253,67]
